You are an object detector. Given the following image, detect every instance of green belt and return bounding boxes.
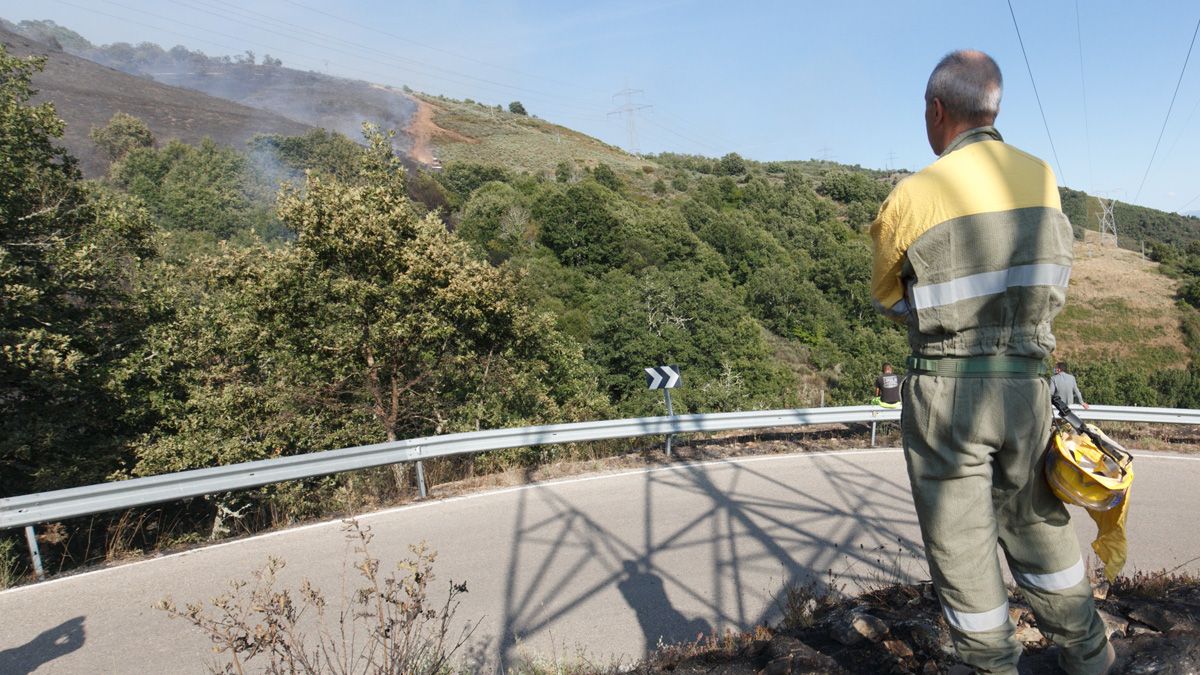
[905,355,1049,378]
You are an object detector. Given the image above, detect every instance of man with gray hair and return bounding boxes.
[870,50,1114,673]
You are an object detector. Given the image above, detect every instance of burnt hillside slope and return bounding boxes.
[0,25,314,176]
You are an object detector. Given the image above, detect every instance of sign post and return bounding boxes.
[645,365,682,457]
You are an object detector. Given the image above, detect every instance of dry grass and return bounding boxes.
[418,94,652,180]
[1056,230,1188,370]
[157,520,476,675]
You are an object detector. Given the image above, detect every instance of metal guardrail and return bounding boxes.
[0,405,895,530]
[3,403,1199,576]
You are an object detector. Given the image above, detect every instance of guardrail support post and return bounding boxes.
[871,421,877,448]
[24,525,44,579]
[415,460,427,498]
[663,389,675,457]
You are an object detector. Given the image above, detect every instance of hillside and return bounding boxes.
[1057,229,1189,371]
[2,19,423,168]
[416,94,653,177]
[5,15,1193,397]
[0,25,313,177]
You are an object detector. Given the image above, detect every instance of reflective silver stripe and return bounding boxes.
[911,263,1071,310]
[1012,558,1086,592]
[942,600,1010,633]
[872,297,910,319]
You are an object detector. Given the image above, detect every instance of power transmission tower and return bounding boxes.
[1096,196,1118,247]
[886,151,898,171]
[608,86,651,154]
[817,146,833,162]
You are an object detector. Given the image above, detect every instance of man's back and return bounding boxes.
[870,128,1074,360]
[875,372,900,404]
[1051,370,1085,405]
[868,50,1113,674]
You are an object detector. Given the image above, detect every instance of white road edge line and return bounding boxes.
[2,447,1195,595]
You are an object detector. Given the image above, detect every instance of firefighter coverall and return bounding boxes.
[870,127,1110,673]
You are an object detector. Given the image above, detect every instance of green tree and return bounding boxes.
[90,111,155,163]
[133,130,607,478]
[533,182,622,272]
[817,170,888,204]
[114,138,273,239]
[584,268,792,414]
[555,160,574,184]
[436,162,510,202]
[249,129,365,183]
[716,152,747,176]
[508,101,528,115]
[456,181,530,263]
[590,163,622,192]
[0,47,156,495]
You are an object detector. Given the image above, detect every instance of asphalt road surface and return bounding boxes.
[2,447,1198,673]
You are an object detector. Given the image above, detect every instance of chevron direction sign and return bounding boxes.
[645,365,681,389]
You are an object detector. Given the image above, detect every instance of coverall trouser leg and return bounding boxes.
[901,374,1110,674]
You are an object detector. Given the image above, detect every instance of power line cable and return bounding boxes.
[1162,89,1200,162]
[55,0,729,158]
[53,0,328,73]
[1006,0,1067,185]
[1178,189,1200,213]
[645,108,740,155]
[281,0,609,98]
[1134,14,1200,204]
[171,0,610,115]
[60,0,613,139]
[83,0,621,129]
[204,0,731,152]
[639,115,723,154]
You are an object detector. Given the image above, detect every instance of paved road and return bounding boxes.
[2,448,1198,673]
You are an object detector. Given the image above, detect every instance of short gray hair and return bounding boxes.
[925,50,1002,123]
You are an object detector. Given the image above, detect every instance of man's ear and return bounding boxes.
[930,97,945,126]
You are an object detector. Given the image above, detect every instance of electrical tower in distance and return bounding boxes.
[609,86,651,154]
[1096,196,1118,247]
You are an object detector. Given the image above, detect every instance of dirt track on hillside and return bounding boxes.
[406,96,475,165]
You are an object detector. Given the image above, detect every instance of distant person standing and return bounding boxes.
[1051,361,1089,409]
[874,363,901,407]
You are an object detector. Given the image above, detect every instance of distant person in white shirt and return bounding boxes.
[1050,361,1089,409]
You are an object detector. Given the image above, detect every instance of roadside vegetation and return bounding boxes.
[162,523,1200,675]
[158,521,477,674]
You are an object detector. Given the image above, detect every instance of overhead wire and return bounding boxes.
[220,0,734,156]
[281,0,609,98]
[60,0,600,129]
[53,0,742,158]
[169,0,613,116]
[639,115,724,154]
[51,0,332,74]
[193,0,730,156]
[1006,0,1067,186]
[1133,14,1200,204]
[1162,88,1200,163]
[1178,190,1200,213]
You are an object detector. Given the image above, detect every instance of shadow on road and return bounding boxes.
[497,448,927,668]
[617,559,712,648]
[0,615,86,674]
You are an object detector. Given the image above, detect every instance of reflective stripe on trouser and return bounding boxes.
[901,374,1109,674]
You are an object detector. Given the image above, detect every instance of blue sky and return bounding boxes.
[3,0,1200,214]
